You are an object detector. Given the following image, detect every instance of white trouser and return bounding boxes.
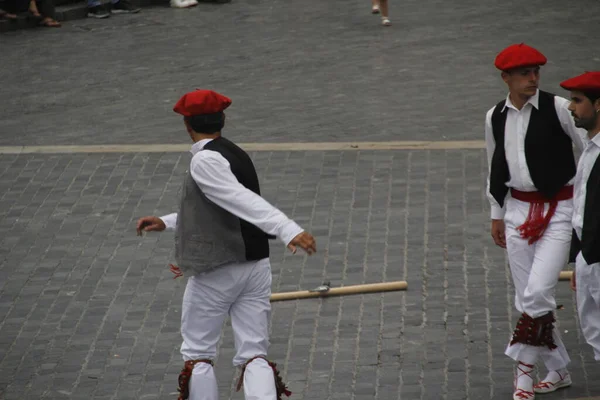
[575,252,600,361]
[503,197,572,370]
[180,258,277,400]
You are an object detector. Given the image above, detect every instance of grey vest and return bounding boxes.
[174,137,272,275]
[174,170,247,275]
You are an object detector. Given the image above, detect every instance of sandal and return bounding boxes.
[39,17,61,27]
[0,9,18,19]
[27,11,43,22]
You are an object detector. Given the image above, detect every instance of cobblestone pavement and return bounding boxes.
[0,0,599,146]
[1,0,600,399]
[0,150,598,400]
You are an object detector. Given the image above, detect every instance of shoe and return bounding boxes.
[87,5,110,18]
[111,0,141,13]
[534,370,572,394]
[513,362,535,400]
[381,17,391,26]
[170,0,197,8]
[513,388,535,400]
[0,9,18,19]
[371,5,380,13]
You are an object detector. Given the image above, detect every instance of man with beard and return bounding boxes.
[484,43,586,400]
[136,89,317,400]
[561,71,600,363]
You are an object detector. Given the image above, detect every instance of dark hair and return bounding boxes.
[583,90,600,105]
[185,112,225,134]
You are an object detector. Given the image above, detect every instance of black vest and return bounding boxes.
[489,91,576,207]
[204,137,274,261]
[569,153,600,265]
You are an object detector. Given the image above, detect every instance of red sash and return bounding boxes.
[510,186,573,244]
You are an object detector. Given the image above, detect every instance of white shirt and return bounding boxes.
[572,132,600,240]
[485,90,586,219]
[161,138,304,247]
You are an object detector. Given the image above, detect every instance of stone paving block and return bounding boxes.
[1,2,600,398]
[0,0,597,146]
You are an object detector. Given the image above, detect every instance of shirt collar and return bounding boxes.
[502,89,539,112]
[590,132,600,148]
[190,138,215,156]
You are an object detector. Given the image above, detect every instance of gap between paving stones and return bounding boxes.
[0,141,486,154]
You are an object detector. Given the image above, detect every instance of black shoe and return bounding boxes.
[111,0,141,13]
[87,5,110,18]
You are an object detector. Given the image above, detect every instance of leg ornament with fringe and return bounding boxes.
[177,359,214,400]
[236,356,292,400]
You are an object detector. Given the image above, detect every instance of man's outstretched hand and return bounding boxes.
[287,231,317,255]
[136,216,166,236]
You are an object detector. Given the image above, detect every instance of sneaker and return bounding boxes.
[87,5,110,18]
[170,0,197,8]
[371,5,380,13]
[381,17,391,26]
[111,0,141,13]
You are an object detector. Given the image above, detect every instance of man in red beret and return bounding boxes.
[561,72,600,364]
[136,89,317,400]
[484,43,586,399]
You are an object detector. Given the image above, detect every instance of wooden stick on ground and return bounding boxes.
[270,281,408,302]
[559,271,573,281]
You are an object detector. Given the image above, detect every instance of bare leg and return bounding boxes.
[379,0,388,16]
[379,0,390,25]
[28,0,41,16]
[29,0,60,26]
[371,0,380,13]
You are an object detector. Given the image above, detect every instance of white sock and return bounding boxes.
[189,363,218,400]
[243,358,277,400]
[515,362,534,390]
[541,368,568,383]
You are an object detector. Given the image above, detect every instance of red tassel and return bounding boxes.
[516,200,557,245]
[511,186,573,244]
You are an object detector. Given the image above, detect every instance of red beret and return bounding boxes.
[494,43,547,71]
[173,89,232,117]
[560,71,600,92]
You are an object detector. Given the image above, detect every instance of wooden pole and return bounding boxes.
[559,271,573,281]
[270,281,408,302]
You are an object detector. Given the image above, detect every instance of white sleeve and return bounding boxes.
[189,151,304,246]
[160,213,178,231]
[485,107,506,220]
[555,95,586,152]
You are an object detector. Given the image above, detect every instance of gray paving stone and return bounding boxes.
[1,0,600,399]
[0,0,597,147]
